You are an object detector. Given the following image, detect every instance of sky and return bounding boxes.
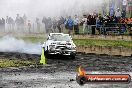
[0,0,109,19]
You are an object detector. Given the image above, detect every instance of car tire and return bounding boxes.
[44,51,48,58]
[70,55,75,59]
[44,46,49,58]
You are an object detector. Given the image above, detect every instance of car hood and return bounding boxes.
[52,41,75,46]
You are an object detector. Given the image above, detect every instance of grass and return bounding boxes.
[0,59,35,68]
[18,36,132,48]
[0,31,130,48]
[15,36,132,48]
[74,39,132,48]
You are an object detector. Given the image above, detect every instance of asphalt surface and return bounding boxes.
[0,52,132,88]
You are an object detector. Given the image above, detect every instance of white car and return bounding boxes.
[43,33,76,58]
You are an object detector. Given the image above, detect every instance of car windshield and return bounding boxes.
[51,34,71,41]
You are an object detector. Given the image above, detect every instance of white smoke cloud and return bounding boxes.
[0,36,42,54]
[0,0,109,19]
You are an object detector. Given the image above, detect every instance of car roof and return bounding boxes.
[63,34,70,36]
[49,33,64,36]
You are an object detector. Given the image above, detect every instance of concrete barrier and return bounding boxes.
[77,45,132,56]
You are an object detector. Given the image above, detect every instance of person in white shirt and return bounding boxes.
[115,8,122,22]
[74,15,80,34]
[122,0,127,6]
[82,15,88,34]
[115,8,121,18]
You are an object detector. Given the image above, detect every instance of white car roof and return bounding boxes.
[49,33,64,36]
[63,34,70,36]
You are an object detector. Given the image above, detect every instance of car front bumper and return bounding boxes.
[48,49,76,56]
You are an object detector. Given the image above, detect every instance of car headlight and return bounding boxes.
[67,46,76,50]
[66,43,71,45]
[72,47,76,50]
[49,45,55,49]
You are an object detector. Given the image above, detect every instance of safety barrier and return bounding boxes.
[77,45,132,56]
[80,23,132,35]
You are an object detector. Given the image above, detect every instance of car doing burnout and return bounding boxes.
[43,33,76,58]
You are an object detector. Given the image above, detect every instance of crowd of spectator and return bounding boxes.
[0,10,132,35]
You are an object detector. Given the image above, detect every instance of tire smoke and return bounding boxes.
[0,36,42,55]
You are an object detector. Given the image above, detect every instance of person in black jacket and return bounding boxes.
[90,15,96,35]
[87,15,91,34]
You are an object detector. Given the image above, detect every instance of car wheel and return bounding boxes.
[44,47,49,58]
[70,55,75,59]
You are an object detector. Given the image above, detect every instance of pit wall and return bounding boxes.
[77,45,132,56]
[72,35,132,41]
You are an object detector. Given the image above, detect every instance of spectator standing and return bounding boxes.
[36,18,40,33]
[109,7,115,17]
[87,15,92,34]
[42,17,48,33]
[96,16,101,34]
[15,14,21,32]
[66,16,74,35]
[23,14,27,24]
[8,17,14,32]
[60,16,65,33]
[0,18,2,32]
[122,0,128,10]
[1,18,5,32]
[23,14,27,30]
[57,17,63,33]
[73,15,80,34]
[47,17,52,33]
[90,15,96,35]
[52,17,57,33]
[115,8,122,21]
[20,17,24,32]
[82,15,88,34]
[57,17,65,33]
[122,0,127,17]
[6,16,9,32]
[28,20,31,33]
